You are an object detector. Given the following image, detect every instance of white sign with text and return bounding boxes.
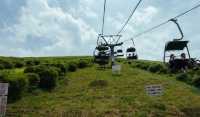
[112,65,121,75]
[145,85,163,96]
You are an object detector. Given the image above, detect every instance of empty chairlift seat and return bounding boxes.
[117,49,124,57]
[126,47,138,60]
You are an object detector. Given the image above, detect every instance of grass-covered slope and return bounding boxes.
[6,60,200,117]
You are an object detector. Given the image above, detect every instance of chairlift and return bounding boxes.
[93,45,110,66]
[163,19,198,71]
[116,47,124,57]
[126,39,138,60]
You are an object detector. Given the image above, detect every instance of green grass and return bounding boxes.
[6,61,200,117]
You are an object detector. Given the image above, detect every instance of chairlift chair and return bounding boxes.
[164,19,193,71]
[93,45,110,66]
[126,39,138,60]
[116,49,124,57]
[164,40,191,70]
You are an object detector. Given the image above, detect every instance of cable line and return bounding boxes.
[101,0,107,35]
[123,1,200,42]
[117,0,143,36]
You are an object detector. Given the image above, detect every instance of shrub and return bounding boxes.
[159,66,168,74]
[53,63,67,75]
[68,63,77,72]
[25,60,35,66]
[4,76,28,102]
[52,66,63,76]
[192,76,200,88]
[89,80,108,88]
[38,67,59,90]
[135,62,150,70]
[0,64,4,70]
[33,60,40,65]
[24,65,49,74]
[0,72,6,82]
[78,60,88,69]
[14,61,24,68]
[176,73,191,83]
[24,65,59,90]
[24,66,36,73]
[26,73,40,91]
[148,63,167,73]
[0,60,14,69]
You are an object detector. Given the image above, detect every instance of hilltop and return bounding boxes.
[0,57,199,117]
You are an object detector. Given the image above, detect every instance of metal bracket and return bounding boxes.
[169,18,184,41]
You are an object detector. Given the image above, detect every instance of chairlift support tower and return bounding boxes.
[98,34,123,66]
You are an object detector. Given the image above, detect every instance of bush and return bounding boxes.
[25,60,35,66]
[0,60,14,69]
[135,62,150,70]
[0,72,6,82]
[53,63,67,75]
[4,76,28,102]
[148,63,167,73]
[24,65,60,90]
[89,80,108,88]
[24,66,36,73]
[26,73,40,91]
[68,63,77,72]
[0,64,4,70]
[14,61,24,68]
[25,59,40,66]
[192,76,200,88]
[24,65,49,74]
[176,73,191,83]
[33,60,40,65]
[78,60,88,69]
[38,67,59,90]
[159,66,168,74]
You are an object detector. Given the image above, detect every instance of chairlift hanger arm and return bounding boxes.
[131,38,135,46]
[169,19,184,41]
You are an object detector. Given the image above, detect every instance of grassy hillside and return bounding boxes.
[3,58,200,117]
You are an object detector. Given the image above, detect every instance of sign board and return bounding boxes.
[0,83,9,96]
[112,65,121,75]
[0,96,7,117]
[145,85,163,96]
[0,83,8,117]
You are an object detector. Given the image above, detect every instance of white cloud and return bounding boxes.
[0,0,97,56]
[134,6,158,25]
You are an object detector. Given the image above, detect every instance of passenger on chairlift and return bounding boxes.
[180,53,188,72]
[169,54,175,62]
[169,54,175,68]
[181,53,186,60]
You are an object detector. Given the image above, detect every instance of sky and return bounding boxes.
[0,0,200,61]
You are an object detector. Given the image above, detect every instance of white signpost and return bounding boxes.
[0,83,9,117]
[112,64,121,75]
[145,84,163,96]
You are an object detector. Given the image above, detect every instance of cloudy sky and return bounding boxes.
[0,0,200,60]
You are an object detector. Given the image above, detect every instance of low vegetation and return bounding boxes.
[0,57,92,102]
[0,57,200,116]
[89,79,108,88]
